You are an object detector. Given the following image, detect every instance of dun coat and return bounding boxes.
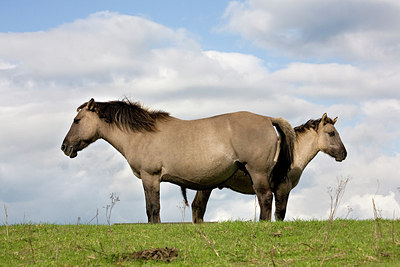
[191,113,347,223]
[61,98,295,223]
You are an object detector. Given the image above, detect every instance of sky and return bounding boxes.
[1,0,400,225]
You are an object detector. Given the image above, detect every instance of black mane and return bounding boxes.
[78,99,170,132]
[294,117,335,134]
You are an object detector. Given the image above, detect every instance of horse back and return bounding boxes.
[137,112,279,186]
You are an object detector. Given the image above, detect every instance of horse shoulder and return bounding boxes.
[123,130,165,177]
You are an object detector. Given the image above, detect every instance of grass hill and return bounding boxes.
[1,219,399,266]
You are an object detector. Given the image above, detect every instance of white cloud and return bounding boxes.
[0,59,16,70]
[342,192,400,219]
[0,10,399,224]
[222,0,400,63]
[207,192,259,222]
[0,12,188,78]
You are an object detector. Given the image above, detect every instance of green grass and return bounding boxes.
[1,220,399,266]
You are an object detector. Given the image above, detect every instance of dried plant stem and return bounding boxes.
[392,211,396,244]
[192,222,220,257]
[177,202,189,262]
[27,224,36,264]
[270,248,276,267]
[87,208,99,225]
[321,177,350,266]
[252,195,257,237]
[372,198,382,255]
[4,204,8,237]
[74,217,81,249]
[105,193,120,226]
[104,193,120,252]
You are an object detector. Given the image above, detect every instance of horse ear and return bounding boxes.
[333,117,338,124]
[322,113,327,123]
[87,98,96,111]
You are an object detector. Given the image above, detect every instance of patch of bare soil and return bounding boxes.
[114,247,179,262]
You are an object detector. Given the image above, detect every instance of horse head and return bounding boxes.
[317,113,347,162]
[61,98,101,158]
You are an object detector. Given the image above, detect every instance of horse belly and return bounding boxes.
[161,154,238,190]
[221,170,255,194]
[156,117,242,189]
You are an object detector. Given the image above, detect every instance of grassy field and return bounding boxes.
[1,219,399,266]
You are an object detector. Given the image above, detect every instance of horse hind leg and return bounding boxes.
[248,169,273,221]
[191,189,212,223]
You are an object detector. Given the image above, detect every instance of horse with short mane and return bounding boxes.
[62,98,296,223]
[191,113,347,223]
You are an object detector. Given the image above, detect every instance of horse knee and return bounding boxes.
[191,197,201,210]
[256,190,273,204]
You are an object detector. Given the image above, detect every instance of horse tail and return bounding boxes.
[271,117,295,182]
[181,186,189,206]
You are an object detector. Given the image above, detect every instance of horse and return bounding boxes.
[191,113,347,223]
[61,98,296,223]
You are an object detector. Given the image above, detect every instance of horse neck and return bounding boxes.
[289,129,320,186]
[97,122,138,159]
[294,129,321,169]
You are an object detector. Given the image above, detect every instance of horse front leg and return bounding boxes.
[274,193,289,221]
[255,188,273,221]
[191,189,212,223]
[141,171,161,223]
[274,180,291,221]
[248,170,273,221]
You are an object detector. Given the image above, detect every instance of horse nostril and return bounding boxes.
[61,144,66,151]
[340,149,347,161]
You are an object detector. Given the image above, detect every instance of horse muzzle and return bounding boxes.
[61,142,78,158]
[335,149,347,162]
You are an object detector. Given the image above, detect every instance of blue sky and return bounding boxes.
[0,1,236,50]
[1,0,400,224]
[1,1,217,32]
[0,0,295,69]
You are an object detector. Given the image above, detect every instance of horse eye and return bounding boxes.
[74,118,81,124]
[328,131,335,137]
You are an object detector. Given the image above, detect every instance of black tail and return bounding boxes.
[181,186,189,206]
[271,118,295,182]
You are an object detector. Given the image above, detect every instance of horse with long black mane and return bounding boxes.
[61,98,295,223]
[191,113,347,223]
